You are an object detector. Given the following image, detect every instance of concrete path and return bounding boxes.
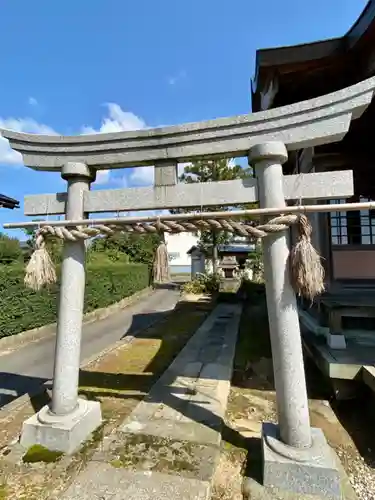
[62,302,242,500]
[0,287,180,410]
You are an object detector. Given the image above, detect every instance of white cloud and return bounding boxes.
[81,103,146,135]
[0,117,57,136]
[0,105,195,192]
[0,105,193,191]
[115,174,128,188]
[95,170,110,185]
[0,117,58,166]
[0,103,147,189]
[227,158,236,168]
[130,166,154,186]
[167,70,187,86]
[82,103,147,186]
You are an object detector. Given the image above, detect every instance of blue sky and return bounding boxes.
[0,0,368,239]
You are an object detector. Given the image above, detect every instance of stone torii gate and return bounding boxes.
[2,76,375,497]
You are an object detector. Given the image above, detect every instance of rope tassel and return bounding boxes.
[153,242,170,284]
[289,215,325,301]
[24,233,57,291]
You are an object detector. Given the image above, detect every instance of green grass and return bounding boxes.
[110,459,123,469]
[22,445,63,464]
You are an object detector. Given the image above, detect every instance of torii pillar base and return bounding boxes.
[20,399,102,455]
[257,423,342,499]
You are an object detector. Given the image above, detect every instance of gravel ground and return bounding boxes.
[341,449,375,500]
[218,363,375,500]
[213,293,375,500]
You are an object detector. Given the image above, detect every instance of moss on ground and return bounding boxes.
[108,433,204,477]
[22,445,63,464]
[109,459,123,469]
[0,483,7,500]
[79,300,213,398]
[0,296,215,500]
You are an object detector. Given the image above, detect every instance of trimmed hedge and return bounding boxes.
[0,262,149,338]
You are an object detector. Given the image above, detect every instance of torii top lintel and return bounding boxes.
[2,77,375,172]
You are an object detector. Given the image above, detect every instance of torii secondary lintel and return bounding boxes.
[24,170,354,216]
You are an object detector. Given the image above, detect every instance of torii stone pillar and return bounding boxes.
[249,142,311,448]
[248,142,341,498]
[20,162,102,454]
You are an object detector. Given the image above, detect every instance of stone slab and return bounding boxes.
[302,328,372,380]
[120,418,220,446]
[20,399,102,454]
[119,304,242,439]
[262,423,341,499]
[61,462,210,500]
[91,431,219,483]
[60,303,242,499]
[24,170,354,215]
[327,333,347,350]
[243,449,356,500]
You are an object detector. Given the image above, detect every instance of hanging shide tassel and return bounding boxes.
[289,214,325,301]
[24,232,57,291]
[153,241,170,284]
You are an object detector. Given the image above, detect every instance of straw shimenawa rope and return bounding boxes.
[24,214,325,299]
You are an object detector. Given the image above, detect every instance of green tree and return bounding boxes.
[247,241,264,282]
[89,232,161,268]
[174,159,254,273]
[0,233,23,264]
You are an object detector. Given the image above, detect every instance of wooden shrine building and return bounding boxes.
[252,0,375,386]
[0,193,19,210]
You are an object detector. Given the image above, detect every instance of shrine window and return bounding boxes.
[330,197,375,245]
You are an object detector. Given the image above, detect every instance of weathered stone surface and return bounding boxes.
[23,170,354,215]
[2,76,374,170]
[261,423,341,499]
[243,468,356,500]
[61,161,95,180]
[62,303,241,498]
[61,463,210,500]
[119,419,220,446]
[20,400,102,454]
[250,142,312,450]
[91,432,219,482]
[119,304,241,439]
[154,160,178,186]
